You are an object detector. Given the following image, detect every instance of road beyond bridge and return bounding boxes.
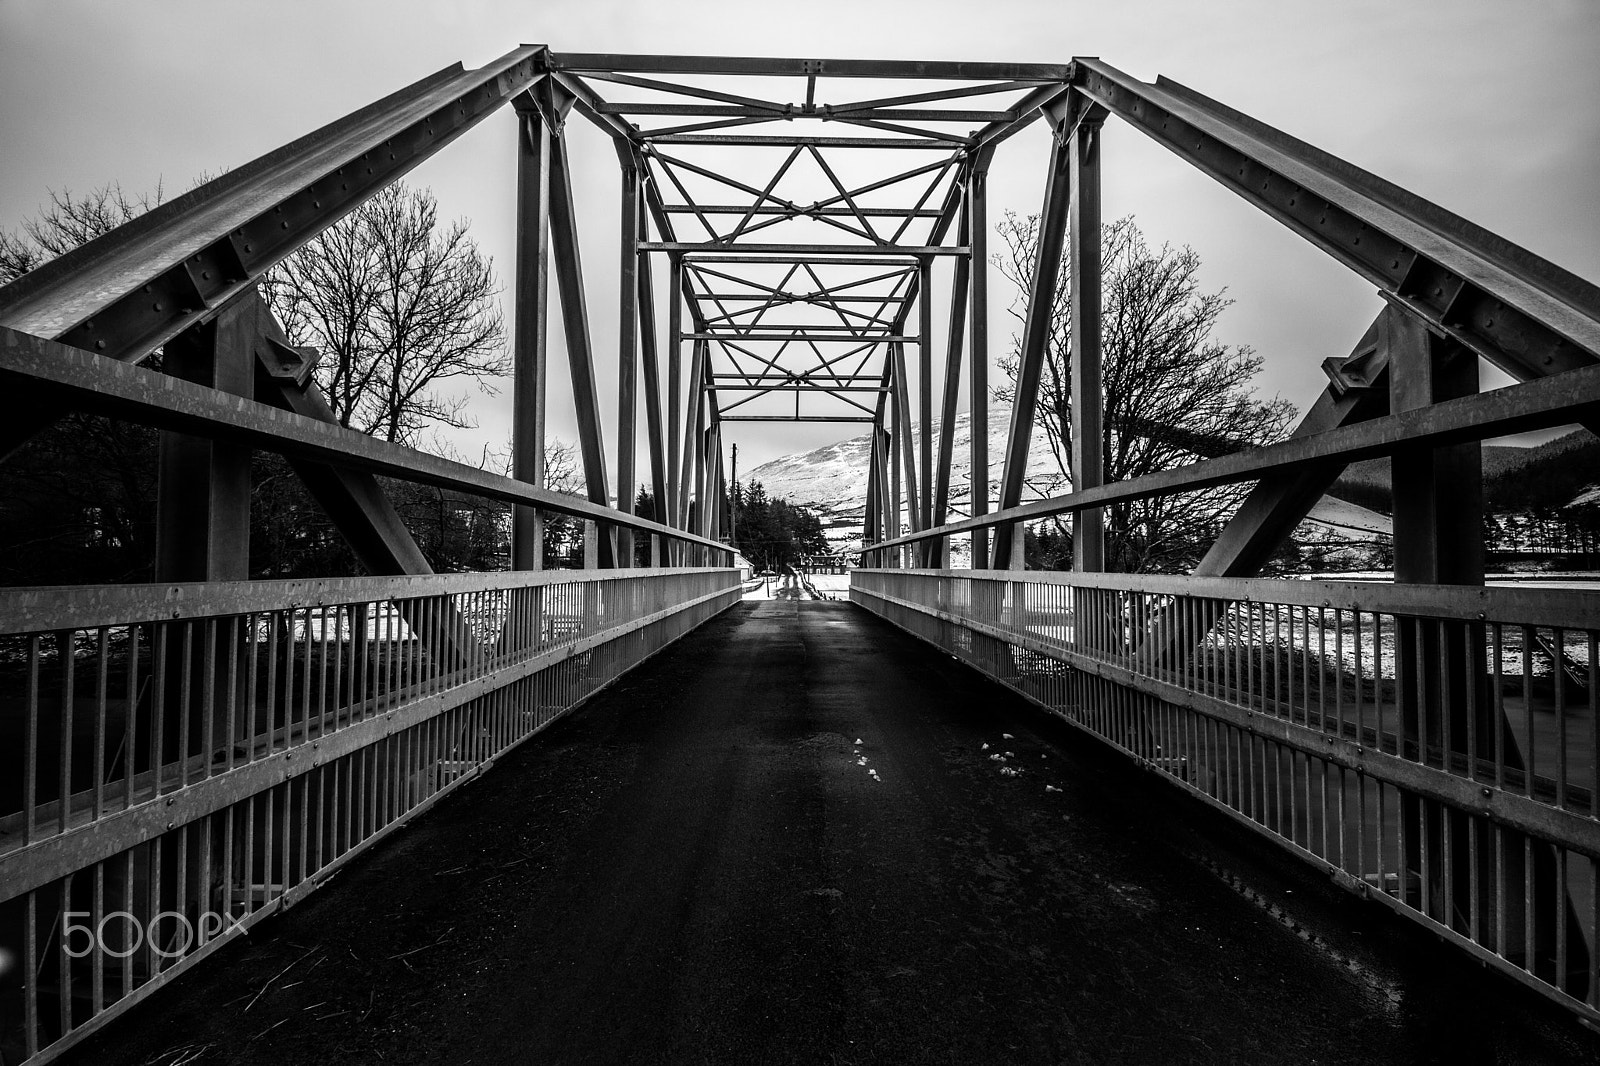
[55,600,1600,1066]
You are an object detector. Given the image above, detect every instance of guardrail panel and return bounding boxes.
[0,567,740,1064]
[852,568,1600,1023]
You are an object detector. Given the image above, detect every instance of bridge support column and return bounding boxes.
[546,85,615,568]
[512,101,552,571]
[991,100,1075,569]
[968,156,992,569]
[1387,307,1492,945]
[918,258,934,566]
[1386,306,1587,989]
[156,297,254,583]
[1067,108,1108,662]
[890,341,921,566]
[616,158,640,568]
[666,255,684,562]
[634,186,670,569]
[155,297,255,742]
[932,213,971,570]
[1069,108,1106,574]
[678,339,707,562]
[154,295,256,938]
[891,393,905,568]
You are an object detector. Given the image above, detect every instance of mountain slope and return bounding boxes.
[742,402,1392,552]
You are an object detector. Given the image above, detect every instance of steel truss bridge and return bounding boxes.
[2,47,1600,1063]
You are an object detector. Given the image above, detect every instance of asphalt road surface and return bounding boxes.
[61,599,1600,1065]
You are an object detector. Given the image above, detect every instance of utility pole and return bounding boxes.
[729,441,738,546]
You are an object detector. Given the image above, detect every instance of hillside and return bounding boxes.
[741,401,1064,536]
[742,402,1392,554]
[1331,430,1596,513]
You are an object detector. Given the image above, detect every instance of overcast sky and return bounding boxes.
[2,0,1597,477]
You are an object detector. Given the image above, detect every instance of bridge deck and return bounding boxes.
[60,600,1598,1065]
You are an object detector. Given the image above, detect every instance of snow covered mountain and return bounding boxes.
[741,401,1391,558]
[741,402,1064,558]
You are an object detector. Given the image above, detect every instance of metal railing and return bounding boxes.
[853,567,1600,1021]
[0,567,741,1063]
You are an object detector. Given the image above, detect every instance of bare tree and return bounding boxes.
[996,213,1295,573]
[1,179,515,579]
[0,184,173,583]
[0,182,162,284]
[262,182,509,446]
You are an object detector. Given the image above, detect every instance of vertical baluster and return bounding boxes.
[1591,633,1599,820]
[280,611,295,754]
[1493,626,1506,789]
[1524,835,1535,974]
[93,628,109,820]
[1556,627,1569,808]
[1523,625,1536,796]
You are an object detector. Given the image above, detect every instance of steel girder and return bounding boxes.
[4,46,1596,583]
[0,47,547,464]
[0,326,729,555]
